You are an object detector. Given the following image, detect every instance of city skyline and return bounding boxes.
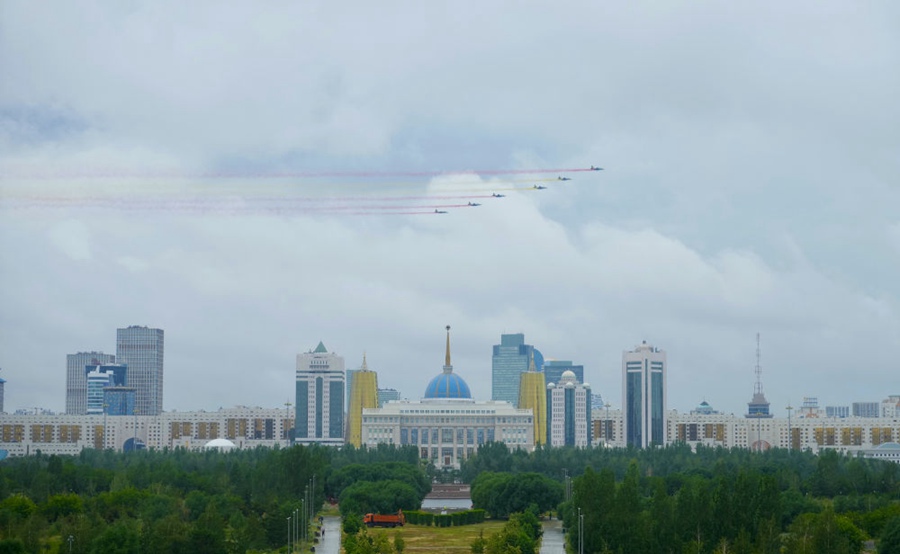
[2,326,897,419]
[1,4,898,420]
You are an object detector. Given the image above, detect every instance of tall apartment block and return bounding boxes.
[623,341,667,448]
[295,342,344,446]
[853,402,880,418]
[546,370,591,447]
[66,352,115,415]
[116,326,164,416]
[347,355,378,447]
[492,333,542,407]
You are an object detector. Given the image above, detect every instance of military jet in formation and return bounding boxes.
[533,185,548,190]
[467,202,481,207]
[434,209,448,214]
[492,193,505,198]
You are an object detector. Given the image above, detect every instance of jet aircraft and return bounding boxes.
[533,185,548,190]
[492,193,505,198]
[435,209,448,214]
[467,202,482,207]
[590,165,603,171]
[557,176,572,181]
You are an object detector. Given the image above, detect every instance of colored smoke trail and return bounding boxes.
[1,166,598,180]
[0,165,598,215]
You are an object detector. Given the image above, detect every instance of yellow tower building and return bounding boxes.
[347,354,379,447]
[518,354,547,446]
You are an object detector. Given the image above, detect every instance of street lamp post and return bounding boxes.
[133,408,139,451]
[103,403,109,449]
[67,535,74,553]
[604,403,611,445]
[786,405,793,452]
[578,507,583,554]
[287,516,291,552]
[284,401,292,447]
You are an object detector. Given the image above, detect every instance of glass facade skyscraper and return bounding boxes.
[623,341,666,448]
[543,360,584,388]
[116,326,164,416]
[103,387,136,416]
[491,333,542,407]
[66,352,116,415]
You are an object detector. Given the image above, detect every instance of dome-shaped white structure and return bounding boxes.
[204,438,236,451]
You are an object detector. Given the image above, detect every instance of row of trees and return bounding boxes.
[0,443,428,553]
[460,443,900,553]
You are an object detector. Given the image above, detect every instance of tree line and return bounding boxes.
[463,443,900,553]
[0,443,427,553]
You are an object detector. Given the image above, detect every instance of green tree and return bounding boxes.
[393,530,405,554]
[90,519,141,554]
[0,539,26,554]
[880,516,900,554]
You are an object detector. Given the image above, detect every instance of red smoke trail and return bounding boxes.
[1,167,597,180]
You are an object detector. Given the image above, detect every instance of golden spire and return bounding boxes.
[528,350,537,372]
[444,325,452,369]
[361,351,368,371]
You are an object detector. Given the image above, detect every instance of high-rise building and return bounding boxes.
[116,326,164,416]
[622,341,667,448]
[295,341,345,446]
[881,396,900,418]
[103,387,136,416]
[518,355,547,446]
[492,333,543,407]
[853,402,880,418]
[66,352,115,415]
[377,388,401,407]
[543,360,583,391]
[345,368,360,417]
[347,355,378,447]
[86,369,114,415]
[825,406,849,418]
[546,370,591,447]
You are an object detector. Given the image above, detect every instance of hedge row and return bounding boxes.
[404,509,486,527]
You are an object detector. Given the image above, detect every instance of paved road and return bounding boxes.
[540,519,566,554]
[309,515,341,554]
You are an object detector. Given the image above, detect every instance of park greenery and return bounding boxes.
[462,443,900,554]
[0,443,424,553]
[1,441,899,553]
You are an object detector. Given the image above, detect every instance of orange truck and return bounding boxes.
[363,510,405,527]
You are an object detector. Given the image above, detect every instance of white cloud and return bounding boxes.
[47,219,92,261]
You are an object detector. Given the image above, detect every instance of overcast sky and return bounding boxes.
[1,2,898,417]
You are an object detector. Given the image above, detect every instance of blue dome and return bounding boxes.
[424,372,472,399]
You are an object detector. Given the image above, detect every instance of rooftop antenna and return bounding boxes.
[754,332,764,396]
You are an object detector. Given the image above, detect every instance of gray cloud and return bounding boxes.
[1,2,898,416]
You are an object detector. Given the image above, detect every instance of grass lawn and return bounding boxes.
[367,521,508,553]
